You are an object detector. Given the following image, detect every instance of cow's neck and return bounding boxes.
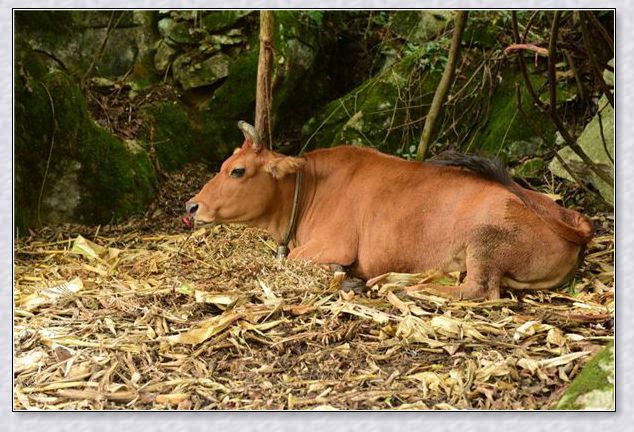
[259,171,307,248]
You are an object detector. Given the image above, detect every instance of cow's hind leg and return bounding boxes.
[411,248,504,300]
[413,225,515,300]
[413,268,501,300]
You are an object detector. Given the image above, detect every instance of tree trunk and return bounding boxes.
[416,11,468,161]
[255,10,275,149]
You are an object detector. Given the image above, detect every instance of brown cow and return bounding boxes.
[186,121,593,300]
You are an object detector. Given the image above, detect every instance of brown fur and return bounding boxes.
[187,143,593,300]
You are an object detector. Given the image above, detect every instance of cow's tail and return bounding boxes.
[429,151,594,246]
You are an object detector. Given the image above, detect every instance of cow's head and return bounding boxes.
[186,121,305,226]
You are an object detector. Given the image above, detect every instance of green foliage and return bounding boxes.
[370,11,390,26]
[304,11,324,27]
[395,145,419,160]
[419,41,449,73]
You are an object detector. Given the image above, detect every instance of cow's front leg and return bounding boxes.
[288,241,354,266]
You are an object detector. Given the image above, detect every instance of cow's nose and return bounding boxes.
[186,201,199,215]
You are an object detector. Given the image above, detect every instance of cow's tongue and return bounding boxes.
[180,215,194,228]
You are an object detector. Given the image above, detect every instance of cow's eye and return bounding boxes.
[230,168,245,178]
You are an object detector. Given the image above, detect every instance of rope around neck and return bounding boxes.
[277,170,303,259]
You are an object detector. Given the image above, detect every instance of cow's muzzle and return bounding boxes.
[186,201,199,216]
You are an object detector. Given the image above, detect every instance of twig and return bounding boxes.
[32,48,67,71]
[563,49,587,101]
[596,105,614,165]
[521,11,540,43]
[37,82,57,227]
[416,11,468,160]
[511,12,546,111]
[81,11,126,89]
[579,12,614,108]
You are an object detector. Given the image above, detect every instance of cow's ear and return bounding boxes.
[265,156,306,179]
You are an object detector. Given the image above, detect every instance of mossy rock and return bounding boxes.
[141,100,224,171]
[201,11,253,33]
[15,10,159,80]
[555,341,614,410]
[158,17,195,46]
[389,11,453,44]
[472,67,555,157]
[15,50,157,231]
[301,50,561,159]
[549,60,614,205]
[173,52,232,90]
[301,51,443,154]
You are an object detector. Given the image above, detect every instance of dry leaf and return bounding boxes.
[14,349,48,374]
[194,290,239,307]
[163,312,242,345]
[18,277,84,311]
[513,320,553,341]
[539,351,591,368]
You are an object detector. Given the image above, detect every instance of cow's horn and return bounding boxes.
[237,121,261,151]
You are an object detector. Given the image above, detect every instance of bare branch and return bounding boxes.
[579,12,614,108]
[596,106,614,165]
[503,43,549,58]
[586,11,614,54]
[416,11,468,160]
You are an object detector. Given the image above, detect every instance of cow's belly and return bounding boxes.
[353,234,466,280]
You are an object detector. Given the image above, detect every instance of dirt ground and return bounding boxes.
[13,164,614,410]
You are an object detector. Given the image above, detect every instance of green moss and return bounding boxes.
[512,157,546,179]
[143,101,197,171]
[473,67,554,156]
[463,11,511,48]
[15,50,157,231]
[208,36,258,113]
[556,341,614,410]
[301,58,441,154]
[198,20,260,153]
[201,11,253,33]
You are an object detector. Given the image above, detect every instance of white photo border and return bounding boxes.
[4,1,630,431]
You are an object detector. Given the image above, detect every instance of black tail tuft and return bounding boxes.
[428,151,513,187]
